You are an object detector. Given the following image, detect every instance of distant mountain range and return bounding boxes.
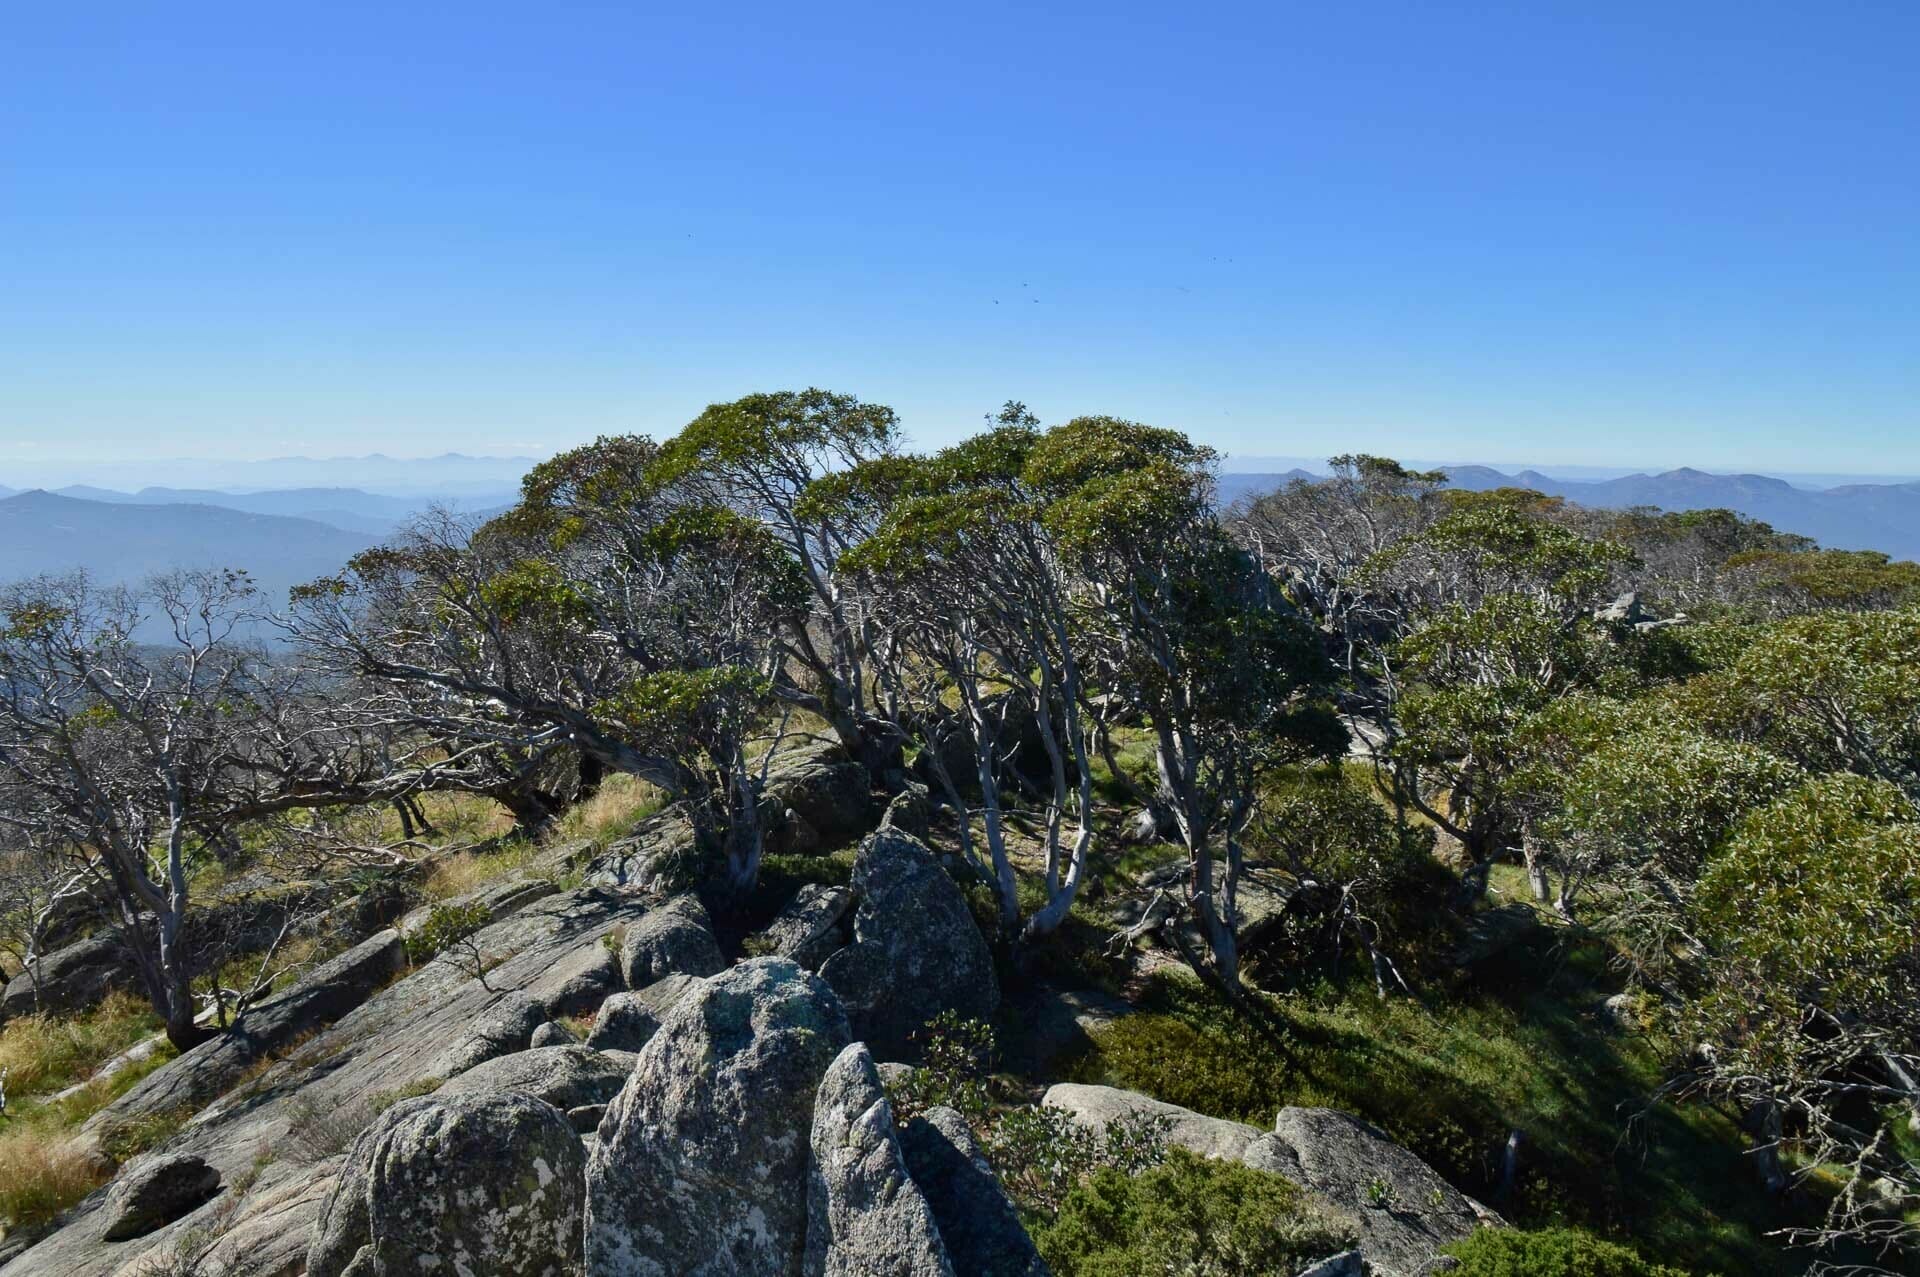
[36,484,518,537]
[1217,466,1920,561]
[0,452,534,496]
[0,491,375,634]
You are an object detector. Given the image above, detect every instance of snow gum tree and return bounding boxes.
[0,573,320,1048]
[1363,495,1634,897]
[294,437,810,890]
[841,414,1099,938]
[1685,775,1920,1256]
[651,388,907,774]
[1035,417,1341,988]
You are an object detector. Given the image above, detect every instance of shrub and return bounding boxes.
[887,1012,996,1126]
[1032,1147,1352,1277]
[1442,1227,1692,1276]
[988,1105,1098,1212]
[1080,1011,1280,1125]
[986,1104,1170,1214]
[402,901,491,965]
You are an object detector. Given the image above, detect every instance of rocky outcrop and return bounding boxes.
[401,877,558,934]
[1247,1107,1499,1277]
[819,830,997,1060]
[306,1091,585,1277]
[1041,1082,1266,1162]
[1040,1084,1497,1277]
[585,971,706,1051]
[804,1042,954,1277]
[896,1106,1050,1277]
[10,884,653,1277]
[69,929,408,1159]
[879,784,933,838]
[586,805,704,890]
[439,1043,632,1111]
[618,892,726,989]
[428,988,547,1077]
[100,1153,221,1241]
[584,990,663,1051]
[760,882,855,971]
[0,931,136,1023]
[585,957,852,1275]
[186,1160,333,1277]
[530,1019,577,1047]
[764,741,875,844]
[1296,1252,1367,1277]
[535,939,623,1018]
[1594,590,1646,625]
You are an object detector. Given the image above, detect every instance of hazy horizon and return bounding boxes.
[3,447,1917,497]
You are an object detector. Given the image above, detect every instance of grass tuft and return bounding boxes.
[0,991,162,1099]
[0,1126,106,1232]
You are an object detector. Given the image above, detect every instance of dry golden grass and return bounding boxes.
[553,774,663,848]
[398,791,516,846]
[0,990,160,1099]
[0,1124,107,1231]
[421,838,546,901]
[418,774,665,900]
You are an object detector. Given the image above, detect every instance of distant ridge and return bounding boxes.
[0,491,374,634]
[1438,465,1920,560]
[1221,465,1920,561]
[0,452,535,496]
[43,484,520,536]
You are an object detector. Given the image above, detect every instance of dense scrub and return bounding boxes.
[2,396,1917,1272]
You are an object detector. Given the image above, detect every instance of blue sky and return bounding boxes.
[3,2,1916,474]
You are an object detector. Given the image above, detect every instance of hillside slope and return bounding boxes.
[0,491,372,609]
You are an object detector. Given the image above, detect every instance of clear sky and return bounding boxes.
[3,2,1916,474]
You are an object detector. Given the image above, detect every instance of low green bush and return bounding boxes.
[987,1103,1169,1214]
[402,900,490,964]
[1442,1226,1693,1276]
[1032,1147,1352,1277]
[886,1011,996,1126]
[1080,1010,1282,1127]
